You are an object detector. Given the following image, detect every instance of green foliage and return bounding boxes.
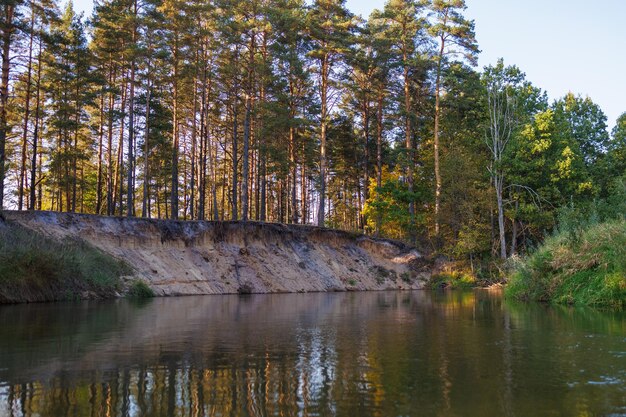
[0,221,130,303]
[428,271,477,290]
[2,0,624,297]
[126,279,155,298]
[504,102,604,246]
[607,113,626,181]
[506,220,626,309]
[556,176,626,242]
[553,93,610,167]
[363,168,426,240]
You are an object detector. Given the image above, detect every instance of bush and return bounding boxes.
[428,270,476,290]
[0,220,131,303]
[126,279,155,298]
[506,220,626,309]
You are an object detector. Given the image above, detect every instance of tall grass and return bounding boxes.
[506,220,626,308]
[507,179,626,309]
[0,220,131,303]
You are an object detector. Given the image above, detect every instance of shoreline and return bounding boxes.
[1,211,433,304]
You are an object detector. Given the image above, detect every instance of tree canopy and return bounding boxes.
[0,0,623,268]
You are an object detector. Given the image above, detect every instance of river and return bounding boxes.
[0,290,624,416]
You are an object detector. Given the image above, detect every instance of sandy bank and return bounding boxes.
[3,211,432,296]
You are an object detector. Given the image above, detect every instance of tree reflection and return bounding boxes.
[0,291,624,416]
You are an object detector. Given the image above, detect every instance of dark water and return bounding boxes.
[0,291,624,417]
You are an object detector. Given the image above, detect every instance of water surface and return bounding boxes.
[0,291,624,416]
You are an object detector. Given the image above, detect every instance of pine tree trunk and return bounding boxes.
[259,83,266,222]
[317,56,328,227]
[242,94,251,221]
[106,63,116,215]
[361,103,369,230]
[127,63,135,216]
[142,57,152,218]
[198,53,208,221]
[212,134,219,221]
[289,125,297,224]
[127,0,138,217]
[72,101,80,212]
[96,92,105,214]
[29,39,43,210]
[190,64,198,220]
[19,11,35,210]
[376,93,383,235]
[0,4,14,210]
[171,40,179,220]
[242,34,255,222]
[114,78,126,216]
[231,75,239,221]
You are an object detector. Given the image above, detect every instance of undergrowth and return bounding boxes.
[428,270,477,290]
[126,279,155,298]
[506,220,626,309]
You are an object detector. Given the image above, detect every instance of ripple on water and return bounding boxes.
[587,376,623,386]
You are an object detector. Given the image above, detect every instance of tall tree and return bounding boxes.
[429,0,478,236]
[372,0,427,235]
[269,0,311,224]
[0,0,22,209]
[483,61,521,259]
[159,0,193,219]
[307,0,353,227]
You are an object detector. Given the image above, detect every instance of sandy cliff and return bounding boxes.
[4,211,431,295]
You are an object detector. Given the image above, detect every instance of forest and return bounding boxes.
[1,0,625,276]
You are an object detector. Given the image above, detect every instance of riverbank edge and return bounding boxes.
[0,210,435,304]
[505,219,626,309]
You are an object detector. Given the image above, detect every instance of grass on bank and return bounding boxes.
[506,220,626,309]
[0,218,133,303]
[428,270,477,290]
[126,279,155,298]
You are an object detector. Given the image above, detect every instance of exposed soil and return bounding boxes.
[4,211,432,296]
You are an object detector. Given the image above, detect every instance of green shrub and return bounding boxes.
[428,271,476,290]
[126,279,155,298]
[506,220,626,308]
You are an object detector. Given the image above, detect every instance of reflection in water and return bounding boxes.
[0,291,624,416]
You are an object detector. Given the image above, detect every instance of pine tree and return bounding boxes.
[372,0,428,236]
[41,2,95,212]
[306,0,354,227]
[429,0,478,236]
[0,0,24,209]
[269,0,312,224]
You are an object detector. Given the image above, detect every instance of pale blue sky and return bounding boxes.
[73,0,626,129]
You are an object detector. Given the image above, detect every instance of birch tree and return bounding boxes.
[483,60,521,259]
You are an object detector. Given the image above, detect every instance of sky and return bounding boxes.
[72,0,626,129]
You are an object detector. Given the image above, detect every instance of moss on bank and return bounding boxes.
[0,217,132,303]
[506,220,626,309]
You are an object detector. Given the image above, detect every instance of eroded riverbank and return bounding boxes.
[1,211,431,302]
